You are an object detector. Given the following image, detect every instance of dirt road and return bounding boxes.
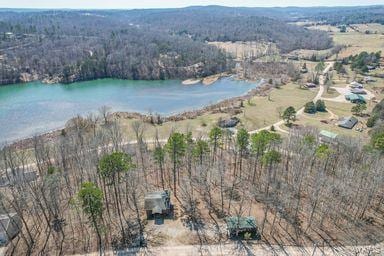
[70,240,383,256]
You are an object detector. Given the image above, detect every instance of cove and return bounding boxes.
[0,78,261,143]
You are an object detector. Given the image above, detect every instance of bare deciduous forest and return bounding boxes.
[0,7,334,85]
[1,116,383,255]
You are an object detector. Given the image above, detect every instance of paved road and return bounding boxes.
[250,62,334,135]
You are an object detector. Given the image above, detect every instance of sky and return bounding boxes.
[0,0,382,9]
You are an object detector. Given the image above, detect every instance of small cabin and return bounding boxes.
[226,216,260,239]
[144,190,172,218]
[0,213,22,246]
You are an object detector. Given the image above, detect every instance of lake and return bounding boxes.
[0,78,261,143]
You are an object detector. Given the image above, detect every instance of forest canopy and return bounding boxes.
[0,7,334,85]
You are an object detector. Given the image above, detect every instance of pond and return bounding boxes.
[0,78,261,143]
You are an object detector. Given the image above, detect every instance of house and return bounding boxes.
[0,170,37,187]
[319,130,338,144]
[338,116,358,129]
[350,81,363,89]
[346,94,366,103]
[144,190,172,218]
[350,88,367,95]
[226,216,260,239]
[0,213,22,246]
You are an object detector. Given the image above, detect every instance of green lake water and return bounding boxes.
[0,78,261,143]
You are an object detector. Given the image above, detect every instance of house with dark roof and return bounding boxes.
[0,213,22,246]
[226,216,260,239]
[144,190,172,218]
[338,116,358,129]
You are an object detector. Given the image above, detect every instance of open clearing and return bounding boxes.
[308,23,384,59]
[118,83,317,140]
[208,41,279,61]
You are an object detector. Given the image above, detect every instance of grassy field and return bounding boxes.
[117,82,317,140]
[350,23,384,34]
[208,41,279,61]
[295,111,370,139]
[239,83,316,130]
[332,31,384,58]
[305,24,384,59]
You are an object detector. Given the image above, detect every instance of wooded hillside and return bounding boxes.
[0,8,332,85]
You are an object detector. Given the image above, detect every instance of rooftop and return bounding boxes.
[347,93,365,101]
[144,190,171,214]
[320,130,338,139]
[226,216,258,230]
[338,116,358,129]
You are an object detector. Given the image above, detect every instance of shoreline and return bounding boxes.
[5,78,270,150]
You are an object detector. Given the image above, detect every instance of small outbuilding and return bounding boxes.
[226,216,260,239]
[0,213,22,246]
[338,116,358,129]
[144,190,172,218]
[319,130,338,144]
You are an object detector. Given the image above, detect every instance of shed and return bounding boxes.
[0,213,22,246]
[319,130,338,144]
[338,116,358,129]
[226,216,260,239]
[144,190,171,218]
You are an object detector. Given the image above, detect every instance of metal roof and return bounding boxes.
[144,190,170,214]
[226,216,258,230]
[347,94,365,102]
[320,130,338,139]
[338,116,358,129]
